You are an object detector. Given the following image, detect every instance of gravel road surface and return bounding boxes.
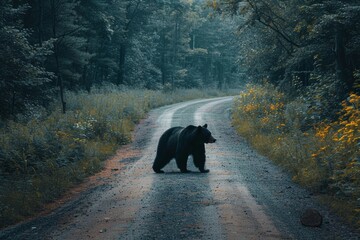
[1,97,359,240]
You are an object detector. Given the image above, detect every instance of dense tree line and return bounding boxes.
[212,0,360,120]
[4,0,359,120]
[0,0,242,118]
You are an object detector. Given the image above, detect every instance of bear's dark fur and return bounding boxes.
[152,124,216,173]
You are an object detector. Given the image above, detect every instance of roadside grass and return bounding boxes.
[232,83,360,229]
[0,86,234,228]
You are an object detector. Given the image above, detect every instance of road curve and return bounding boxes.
[0,97,358,240]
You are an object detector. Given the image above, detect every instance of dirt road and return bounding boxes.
[1,97,358,239]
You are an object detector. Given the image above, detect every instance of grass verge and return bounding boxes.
[232,83,360,229]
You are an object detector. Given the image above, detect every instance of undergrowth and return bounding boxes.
[0,86,231,228]
[232,83,360,229]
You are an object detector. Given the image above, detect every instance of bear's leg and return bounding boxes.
[153,153,172,173]
[193,145,209,173]
[152,158,165,173]
[175,153,190,173]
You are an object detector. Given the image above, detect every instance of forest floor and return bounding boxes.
[0,97,359,239]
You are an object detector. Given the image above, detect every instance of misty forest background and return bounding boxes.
[1,0,241,117]
[1,0,360,230]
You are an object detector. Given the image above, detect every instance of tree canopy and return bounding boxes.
[0,0,243,118]
[1,0,360,118]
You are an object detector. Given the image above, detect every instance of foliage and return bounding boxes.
[313,94,360,198]
[0,1,53,118]
[233,84,360,228]
[234,82,285,129]
[211,0,360,99]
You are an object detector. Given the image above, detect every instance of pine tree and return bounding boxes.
[0,1,53,118]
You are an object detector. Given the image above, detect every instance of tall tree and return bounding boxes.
[211,0,360,93]
[24,0,91,112]
[0,1,53,118]
[78,0,118,91]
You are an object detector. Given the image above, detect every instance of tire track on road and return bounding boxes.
[120,97,229,240]
[195,98,286,239]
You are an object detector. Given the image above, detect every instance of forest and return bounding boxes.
[1,0,360,230]
[0,0,241,117]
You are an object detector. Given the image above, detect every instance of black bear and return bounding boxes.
[152,124,216,173]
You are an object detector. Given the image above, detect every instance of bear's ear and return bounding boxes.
[203,124,208,129]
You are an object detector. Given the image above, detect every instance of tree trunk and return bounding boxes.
[38,0,43,46]
[82,65,91,93]
[203,56,211,85]
[82,40,91,92]
[54,46,66,113]
[335,25,348,88]
[216,61,224,90]
[161,31,166,85]
[59,75,66,114]
[11,90,16,117]
[117,43,126,85]
[170,17,179,86]
[51,0,66,113]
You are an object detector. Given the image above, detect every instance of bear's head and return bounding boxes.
[198,124,216,144]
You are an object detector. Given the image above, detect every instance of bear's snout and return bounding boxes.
[208,136,216,143]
